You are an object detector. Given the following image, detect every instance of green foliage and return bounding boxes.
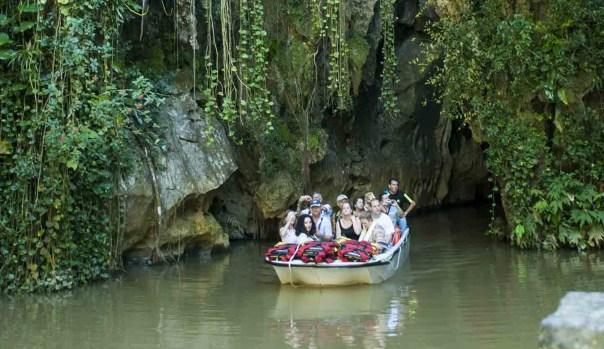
[0,0,162,292]
[322,0,352,110]
[202,0,274,144]
[238,0,275,134]
[378,0,400,118]
[426,0,604,249]
[256,119,300,180]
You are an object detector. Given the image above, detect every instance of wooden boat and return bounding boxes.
[265,228,410,286]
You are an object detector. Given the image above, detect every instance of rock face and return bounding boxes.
[215,0,488,233]
[539,292,604,349]
[121,93,237,262]
[121,0,489,244]
[255,171,303,218]
[310,19,487,206]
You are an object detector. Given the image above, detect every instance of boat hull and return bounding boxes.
[267,231,410,286]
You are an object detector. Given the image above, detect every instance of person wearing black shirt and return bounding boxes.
[384,177,416,231]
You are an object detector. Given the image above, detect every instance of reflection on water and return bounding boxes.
[272,285,417,349]
[1,205,604,349]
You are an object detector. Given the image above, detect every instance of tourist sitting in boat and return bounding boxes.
[296,192,332,218]
[369,198,395,243]
[295,213,317,242]
[335,202,361,240]
[358,211,374,242]
[279,210,298,244]
[380,193,403,227]
[384,177,416,231]
[309,199,333,241]
[357,212,390,252]
[332,193,349,226]
[353,197,365,217]
[363,192,376,211]
[372,224,390,253]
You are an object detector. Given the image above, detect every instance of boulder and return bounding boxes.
[349,0,379,35]
[539,292,604,349]
[121,93,237,259]
[255,171,302,218]
[124,209,229,263]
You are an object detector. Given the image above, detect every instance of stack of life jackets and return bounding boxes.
[336,239,379,262]
[296,241,339,263]
[264,243,299,261]
[265,238,387,263]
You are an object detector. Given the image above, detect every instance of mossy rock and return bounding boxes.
[174,68,195,94]
[194,212,229,248]
[255,171,302,218]
[136,45,166,76]
[348,34,370,95]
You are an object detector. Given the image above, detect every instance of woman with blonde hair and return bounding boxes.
[279,210,298,244]
[363,192,376,212]
[358,210,389,247]
[358,211,374,242]
[335,202,362,240]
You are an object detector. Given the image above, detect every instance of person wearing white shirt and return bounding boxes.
[279,210,298,244]
[309,199,333,241]
[369,198,395,243]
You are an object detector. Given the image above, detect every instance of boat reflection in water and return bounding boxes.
[271,283,418,349]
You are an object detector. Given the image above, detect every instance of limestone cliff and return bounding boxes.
[121,92,236,262]
[121,0,489,249]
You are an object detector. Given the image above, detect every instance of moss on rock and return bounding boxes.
[348,34,370,95]
[255,171,302,218]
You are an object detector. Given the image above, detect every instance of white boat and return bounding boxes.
[265,228,410,286]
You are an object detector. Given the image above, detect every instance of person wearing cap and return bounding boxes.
[336,193,348,204]
[309,198,333,241]
[296,192,332,218]
[332,193,349,227]
[384,178,415,231]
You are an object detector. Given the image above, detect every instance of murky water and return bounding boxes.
[2,205,603,349]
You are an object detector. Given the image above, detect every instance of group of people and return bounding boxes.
[279,178,416,250]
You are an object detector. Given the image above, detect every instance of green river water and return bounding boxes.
[1,205,603,349]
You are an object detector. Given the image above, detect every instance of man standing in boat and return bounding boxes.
[384,178,416,231]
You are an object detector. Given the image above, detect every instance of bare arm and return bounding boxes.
[403,193,416,217]
[296,195,311,216]
[279,225,288,241]
[335,219,341,239]
[352,216,362,235]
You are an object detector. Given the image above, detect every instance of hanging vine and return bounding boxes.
[202,0,274,143]
[308,0,351,110]
[238,0,274,132]
[379,0,400,118]
[325,0,351,110]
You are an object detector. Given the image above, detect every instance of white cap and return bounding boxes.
[336,194,348,202]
